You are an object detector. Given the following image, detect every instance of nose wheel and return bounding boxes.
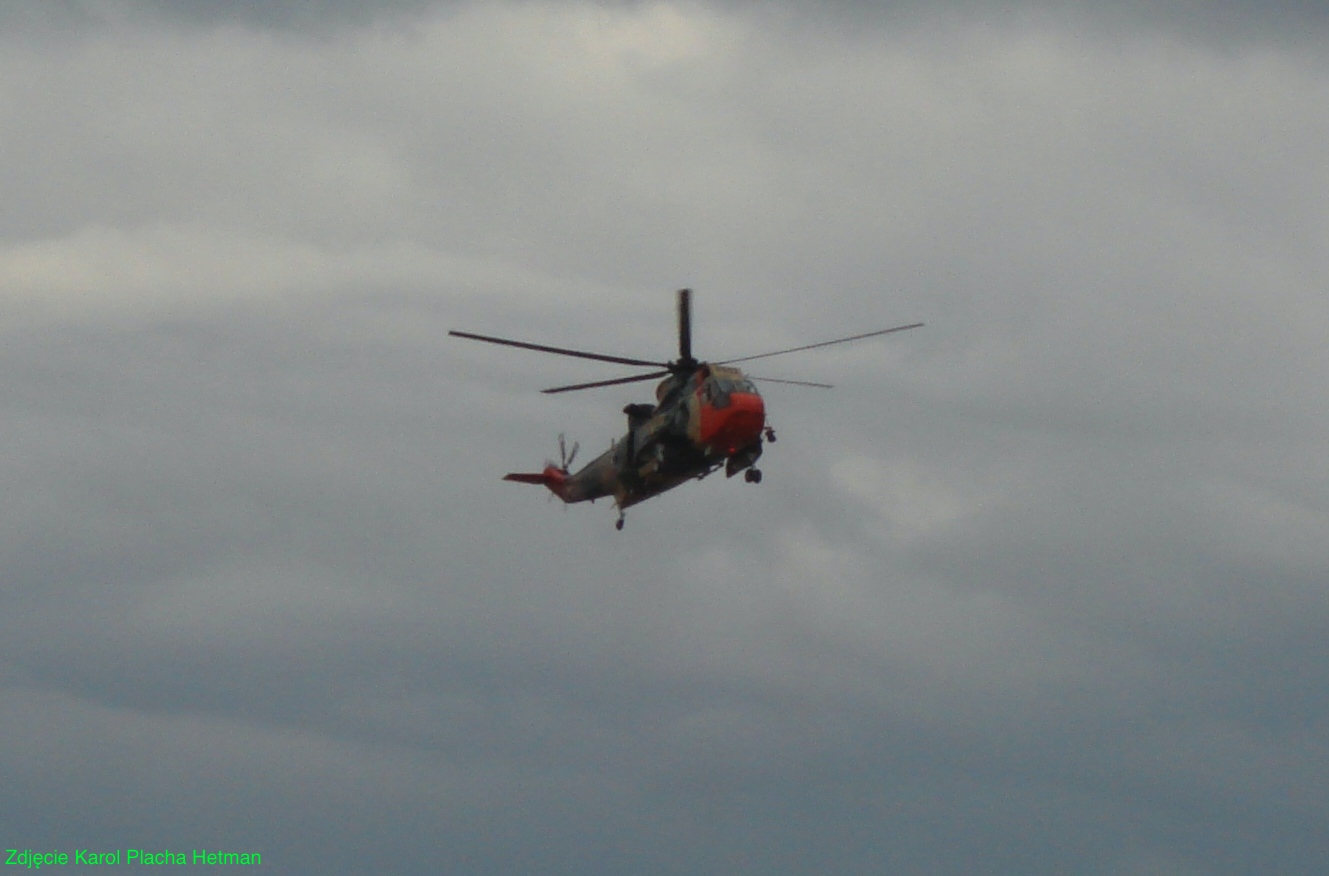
[744,468,762,484]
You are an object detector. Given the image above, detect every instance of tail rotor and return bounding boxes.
[557,433,580,473]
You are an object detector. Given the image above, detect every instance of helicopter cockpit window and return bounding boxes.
[709,379,732,408]
[702,377,757,409]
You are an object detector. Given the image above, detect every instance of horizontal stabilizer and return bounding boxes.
[504,472,553,485]
[503,464,571,502]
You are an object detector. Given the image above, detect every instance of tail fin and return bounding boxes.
[503,465,571,501]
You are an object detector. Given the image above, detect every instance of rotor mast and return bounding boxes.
[676,288,695,369]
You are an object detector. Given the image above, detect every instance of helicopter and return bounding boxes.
[451,289,922,529]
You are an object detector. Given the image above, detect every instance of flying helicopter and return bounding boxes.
[451,289,922,529]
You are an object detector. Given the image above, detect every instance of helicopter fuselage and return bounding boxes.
[503,364,768,512]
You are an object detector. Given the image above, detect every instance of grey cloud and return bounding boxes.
[753,0,1329,44]
[2,5,1329,875]
[7,0,1329,43]
[0,0,448,34]
[4,297,1327,874]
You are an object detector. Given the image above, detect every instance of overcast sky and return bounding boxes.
[2,1,1328,874]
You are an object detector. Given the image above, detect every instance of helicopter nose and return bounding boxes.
[701,392,765,455]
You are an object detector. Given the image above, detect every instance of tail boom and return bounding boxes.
[503,465,572,501]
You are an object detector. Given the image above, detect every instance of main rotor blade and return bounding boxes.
[718,322,925,365]
[541,370,671,394]
[748,376,834,388]
[677,288,693,363]
[450,330,668,369]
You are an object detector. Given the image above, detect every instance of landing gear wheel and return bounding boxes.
[744,468,762,484]
[765,427,777,443]
[615,517,625,531]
